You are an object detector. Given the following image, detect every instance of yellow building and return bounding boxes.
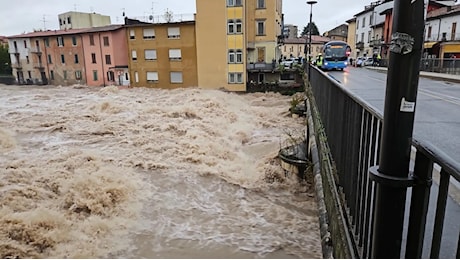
[346,17,357,60]
[196,0,283,91]
[125,20,198,89]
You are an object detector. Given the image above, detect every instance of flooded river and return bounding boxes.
[0,85,321,258]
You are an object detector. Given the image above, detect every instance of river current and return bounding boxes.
[0,84,321,258]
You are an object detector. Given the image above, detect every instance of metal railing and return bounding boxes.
[372,58,460,75]
[306,65,460,258]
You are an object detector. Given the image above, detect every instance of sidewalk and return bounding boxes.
[366,66,460,84]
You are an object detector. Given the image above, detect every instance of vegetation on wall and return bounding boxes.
[0,45,12,75]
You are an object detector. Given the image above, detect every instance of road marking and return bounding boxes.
[419,89,460,106]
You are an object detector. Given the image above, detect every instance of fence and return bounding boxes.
[375,58,460,75]
[305,65,460,258]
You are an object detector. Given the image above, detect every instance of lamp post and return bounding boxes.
[306,1,317,79]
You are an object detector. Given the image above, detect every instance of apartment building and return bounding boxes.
[81,25,129,87]
[196,0,283,91]
[8,29,89,85]
[58,11,111,30]
[425,4,460,58]
[125,20,198,89]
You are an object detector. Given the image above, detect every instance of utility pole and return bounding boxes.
[369,0,425,258]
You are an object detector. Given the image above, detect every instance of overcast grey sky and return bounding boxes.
[0,0,376,36]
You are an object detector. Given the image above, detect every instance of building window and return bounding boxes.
[228,20,235,34]
[368,31,371,43]
[236,19,242,33]
[167,27,180,39]
[228,49,243,63]
[91,53,96,64]
[236,49,243,63]
[134,71,139,83]
[72,36,77,46]
[169,49,182,60]
[227,0,242,6]
[105,54,111,65]
[228,73,243,83]
[107,71,115,81]
[361,32,364,43]
[357,20,359,29]
[93,70,98,81]
[75,70,82,80]
[257,0,265,9]
[130,29,135,40]
[256,20,265,35]
[26,56,30,64]
[24,40,27,48]
[63,70,68,80]
[145,49,157,61]
[427,26,432,39]
[67,17,71,24]
[170,72,183,83]
[50,70,54,80]
[27,71,31,79]
[362,17,365,28]
[103,36,109,46]
[143,28,155,39]
[74,54,79,64]
[57,37,64,47]
[132,50,137,61]
[89,35,95,46]
[44,38,49,47]
[228,50,235,63]
[48,54,52,64]
[147,71,159,83]
[61,54,65,64]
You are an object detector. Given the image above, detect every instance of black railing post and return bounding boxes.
[369,0,425,258]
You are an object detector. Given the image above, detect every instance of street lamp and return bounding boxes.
[306,0,317,79]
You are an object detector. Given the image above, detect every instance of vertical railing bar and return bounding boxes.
[353,108,366,243]
[360,115,376,247]
[430,169,450,258]
[363,118,381,258]
[405,150,433,258]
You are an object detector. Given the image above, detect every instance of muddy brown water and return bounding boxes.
[0,84,321,258]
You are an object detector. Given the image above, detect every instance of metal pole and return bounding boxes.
[369,0,425,258]
[306,1,317,79]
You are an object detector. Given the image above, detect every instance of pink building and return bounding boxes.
[81,25,129,87]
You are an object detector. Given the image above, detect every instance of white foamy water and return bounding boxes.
[0,84,321,258]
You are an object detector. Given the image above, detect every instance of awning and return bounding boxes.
[424,42,438,49]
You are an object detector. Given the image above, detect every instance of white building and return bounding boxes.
[58,11,111,30]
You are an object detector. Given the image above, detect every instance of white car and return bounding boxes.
[363,57,374,66]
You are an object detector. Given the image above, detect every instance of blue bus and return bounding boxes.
[320,41,350,71]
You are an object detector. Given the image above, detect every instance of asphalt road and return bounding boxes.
[325,66,460,166]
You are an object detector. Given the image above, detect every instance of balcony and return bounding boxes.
[247,42,255,50]
[34,63,45,70]
[247,62,276,72]
[356,42,364,50]
[11,63,22,69]
[369,39,383,47]
[30,47,42,54]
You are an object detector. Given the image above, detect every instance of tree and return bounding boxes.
[301,22,320,37]
[0,44,12,75]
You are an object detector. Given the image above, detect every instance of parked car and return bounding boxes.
[363,57,374,66]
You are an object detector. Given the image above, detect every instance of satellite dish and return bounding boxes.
[149,15,153,21]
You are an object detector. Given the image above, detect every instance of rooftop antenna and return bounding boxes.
[41,15,48,30]
[73,3,79,12]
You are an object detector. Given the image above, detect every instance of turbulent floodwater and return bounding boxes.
[0,84,321,258]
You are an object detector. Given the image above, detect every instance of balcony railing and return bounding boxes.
[11,63,22,69]
[356,42,364,50]
[34,63,45,69]
[369,39,383,47]
[30,47,42,54]
[247,62,276,71]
